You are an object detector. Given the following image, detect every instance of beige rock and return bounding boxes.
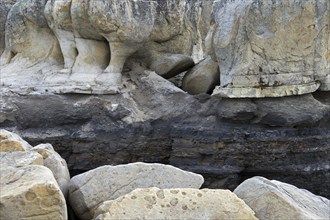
[0,151,43,167]
[32,144,70,198]
[0,165,67,220]
[94,187,257,220]
[182,56,220,94]
[0,129,32,152]
[234,176,330,220]
[69,162,204,219]
[209,0,329,97]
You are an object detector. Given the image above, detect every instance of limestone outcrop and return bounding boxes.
[208,0,330,97]
[69,162,204,219]
[234,176,330,220]
[94,188,257,220]
[0,165,67,220]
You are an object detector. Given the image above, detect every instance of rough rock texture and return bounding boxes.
[0,129,33,152]
[69,162,204,219]
[234,176,330,220]
[32,143,70,198]
[208,0,330,97]
[94,187,257,220]
[1,0,212,94]
[1,69,329,200]
[0,165,67,220]
[0,151,43,167]
[0,0,17,55]
[182,56,220,94]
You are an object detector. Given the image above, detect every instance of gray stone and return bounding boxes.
[0,151,43,167]
[94,188,257,220]
[182,56,219,94]
[69,162,204,219]
[0,0,17,55]
[234,176,330,220]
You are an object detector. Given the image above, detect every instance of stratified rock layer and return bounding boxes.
[94,188,257,220]
[234,176,330,220]
[1,71,329,199]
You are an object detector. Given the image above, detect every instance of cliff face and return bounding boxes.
[1,0,329,199]
[1,71,329,198]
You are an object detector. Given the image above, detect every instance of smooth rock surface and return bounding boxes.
[69,162,204,219]
[234,176,330,220]
[182,56,220,94]
[0,151,43,167]
[0,165,67,220]
[32,143,70,198]
[209,0,330,97]
[0,129,33,152]
[94,187,257,220]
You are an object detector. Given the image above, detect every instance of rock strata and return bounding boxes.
[69,162,204,219]
[94,187,257,220]
[234,176,330,220]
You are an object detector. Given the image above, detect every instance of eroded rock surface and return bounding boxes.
[69,162,204,219]
[234,176,330,220]
[0,129,33,152]
[208,0,330,97]
[94,188,257,220]
[0,165,67,220]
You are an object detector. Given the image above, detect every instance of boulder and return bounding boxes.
[234,176,330,220]
[69,162,204,219]
[182,56,219,94]
[0,165,67,220]
[0,151,43,167]
[32,143,70,198]
[94,187,257,220]
[208,0,330,97]
[0,129,32,152]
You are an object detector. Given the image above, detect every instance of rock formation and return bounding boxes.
[234,176,330,220]
[69,162,204,219]
[208,0,330,97]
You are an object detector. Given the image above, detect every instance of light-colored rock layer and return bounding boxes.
[32,144,70,198]
[234,176,330,220]
[209,0,330,97]
[0,129,32,152]
[94,187,258,220]
[0,165,67,220]
[182,56,219,94]
[0,151,43,167]
[69,162,204,219]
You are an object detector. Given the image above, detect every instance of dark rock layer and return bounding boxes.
[1,72,329,199]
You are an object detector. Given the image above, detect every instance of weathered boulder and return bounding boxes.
[182,56,220,94]
[94,187,257,220]
[0,165,67,220]
[69,162,204,219]
[0,129,32,152]
[0,151,43,167]
[208,0,330,97]
[32,143,70,198]
[234,176,330,220]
